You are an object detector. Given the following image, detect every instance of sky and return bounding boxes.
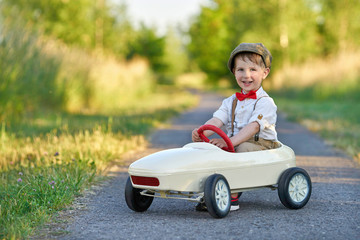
[122,0,207,35]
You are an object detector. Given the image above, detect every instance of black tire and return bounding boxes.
[204,174,231,218]
[125,176,154,212]
[278,167,312,209]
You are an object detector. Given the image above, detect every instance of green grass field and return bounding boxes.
[0,87,197,239]
[269,53,360,162]
[274,98,359,161]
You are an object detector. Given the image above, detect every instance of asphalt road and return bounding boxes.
[43,91,360,240]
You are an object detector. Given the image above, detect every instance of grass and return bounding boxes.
[270,50,360,162]
[0,87,197,239]
[274,98,360,161]
[0,158,98,238]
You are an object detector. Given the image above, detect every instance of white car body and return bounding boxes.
[129,142,296,193]
[126,137,311,218]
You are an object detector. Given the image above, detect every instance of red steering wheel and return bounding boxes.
[197,124,235,153]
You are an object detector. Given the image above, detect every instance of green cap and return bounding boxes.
[227,42,272,72]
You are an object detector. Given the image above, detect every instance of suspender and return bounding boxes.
[230,96,268,140]
[230,97,237,137]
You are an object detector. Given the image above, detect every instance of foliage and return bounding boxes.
[1,0,97,49]
[270,49,360,100]
[0,21,152,121]
[0,0,135,52]
[270,51,360,161]
[316,0,360,54]
[0,0,177,76]
[126,24,167,73]
[0,20,65,121]
[0,9,192,122]
[159,27,190,84]
[187,0,360,85]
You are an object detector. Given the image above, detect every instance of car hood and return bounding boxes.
[128,142,295,176]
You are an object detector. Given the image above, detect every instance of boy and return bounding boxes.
[192,42,279,211]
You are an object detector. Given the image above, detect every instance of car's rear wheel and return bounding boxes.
[278,167,312,209]
[125,176,154,212]
[204,174,231,218]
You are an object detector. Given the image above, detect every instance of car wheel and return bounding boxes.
[278,167,312,209]
[125,176,154,212]
[204,174,231,218]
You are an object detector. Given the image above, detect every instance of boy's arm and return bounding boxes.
[204,117,223,128]
[229,121,260,146]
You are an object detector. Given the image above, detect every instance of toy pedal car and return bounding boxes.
[125,125,312,218]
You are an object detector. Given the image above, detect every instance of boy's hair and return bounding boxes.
[232,52,266,70]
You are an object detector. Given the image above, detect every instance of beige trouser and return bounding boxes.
[235,138,280,153]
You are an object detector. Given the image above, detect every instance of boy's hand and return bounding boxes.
[209,138,227,149]
[192,128,202,142]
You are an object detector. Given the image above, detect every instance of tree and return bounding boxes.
[187,0,360,86]
[126,23,167,73]
[159,27,189,84]
[1,0,96,48]
[187,0,233,84]
[0,0,167,72]
[316,0,360,53]
[187,0,286,85]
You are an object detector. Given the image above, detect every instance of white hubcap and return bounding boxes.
[288,173,309,202]
[215,179,229,210]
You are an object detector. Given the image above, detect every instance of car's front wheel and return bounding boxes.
[278,167,312,209]
[204,174,231,218]
[125,176,154,212]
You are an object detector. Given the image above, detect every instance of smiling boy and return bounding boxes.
[191,42,279,211]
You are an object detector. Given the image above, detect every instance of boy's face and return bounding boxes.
[233,57,270,93]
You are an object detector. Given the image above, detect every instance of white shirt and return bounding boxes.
[213,87,278,141]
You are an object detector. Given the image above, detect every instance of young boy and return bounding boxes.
[192,42,279,211]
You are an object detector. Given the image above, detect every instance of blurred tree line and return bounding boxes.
[0,0,190,121]
[187,0,360,85]
[1,0,359,88]
[0,0,180,78]
[0,0,170,122]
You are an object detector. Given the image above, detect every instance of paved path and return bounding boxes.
[45,92,360,240]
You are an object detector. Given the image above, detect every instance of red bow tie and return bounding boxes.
[236,90,257,101]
